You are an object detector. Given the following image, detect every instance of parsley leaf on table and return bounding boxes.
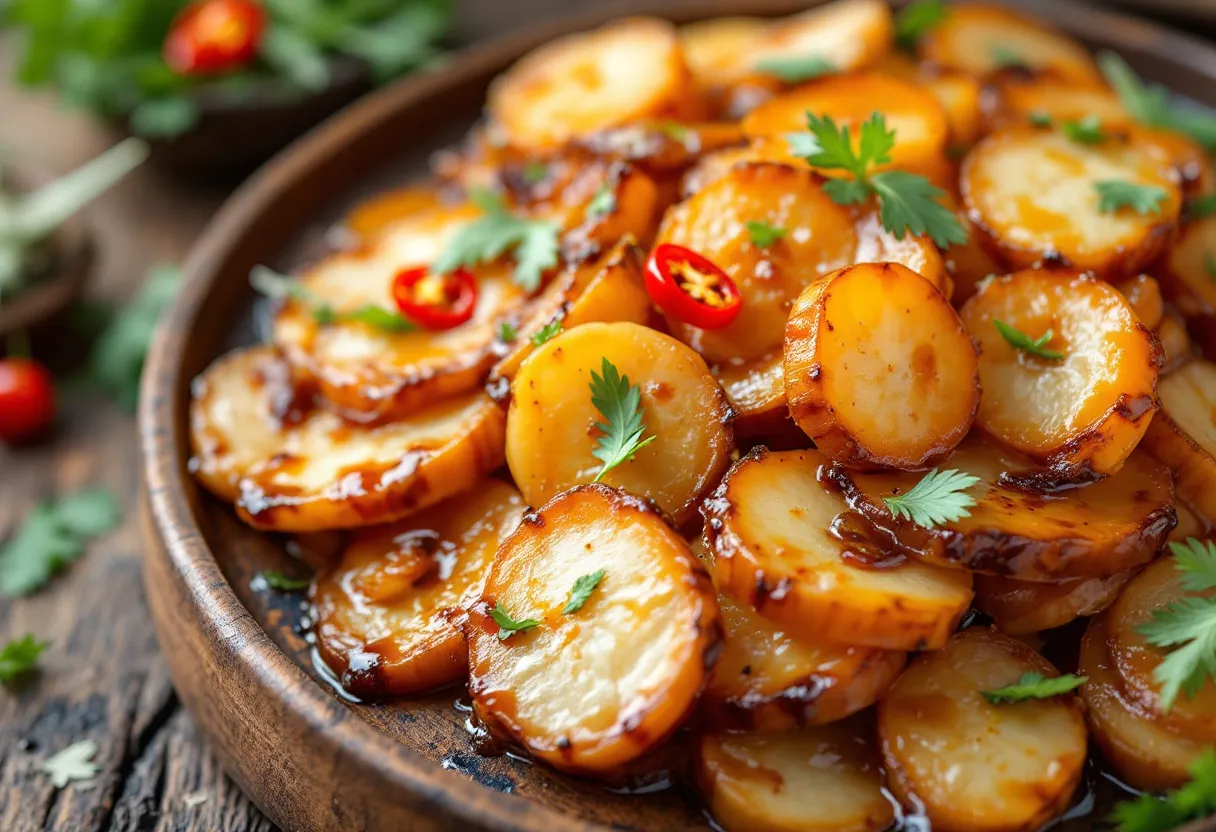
[981,672,1087,704]
[882,468,980,529]
[433,189,559,293]
[1137,538,1216,711]
[491,603,541,641]
[0,634,49,683]
[41,740,100,789]
[993,319,1064,360]
[250,265,414,333]
[745,220,787,248]
[753,55,836,83]
[1100,51,1216,152]
[589,357,657,484]
[787,112,966,248]
[530,318,563,348]
[1111,749,1216,832]
[0,487,121,597]
[562,570,606,615]
[895,0,947,51]
[1095,180,1167,215]
[258,570,310,592]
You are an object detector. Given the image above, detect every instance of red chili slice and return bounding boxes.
[392,266,479,330]
[645,243,742,330]
[164,0,267,76]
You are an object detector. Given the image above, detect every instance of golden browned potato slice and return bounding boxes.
[714,356,788,439]
[785,262,979,470]
[878,628,1088,832]
[925,72,984,149]
[343,186,443,241]
[486,17,698,151]
[466,485,720,775]
[506,321,733,526]
[960,269,1162,476]
[679,17,768,88]
[1155,312,1196,373]
[742,73,949,176]
[918,4,1101,83]
[702,593,906,730]
[833,435,1176,581]
[852,211,951,296]
[696,719,895,832]
[1080,615,1212,791]
[961,128,1182,278]
[992,79,1130,130]
[1140,360,1216,523]
[1172,499,1212,543]
[312,480,524,699]
[974,570,1133,635]
[746,0,893,78]
[1162,215,1216,319]
[574,121,748,175]
[655,162,857,365]
[941,194,1005,306]
[1116,273,1165,330]
[705,448,974,651]
[489,241,652,386]
[1108,555,1216,740]
[274,203,528,422]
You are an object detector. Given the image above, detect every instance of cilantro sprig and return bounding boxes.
[258,570,310,592]
[589,358,657,483]
[787,112,966,248]
[981,672,1087,704]
[993,319,1065,360]
[882,469,980,529]
[434,189,560,293]
[0,488,121,597]
[1095,180,1167,215]
[1100,51,1216,152]
[895,0,947,51]
[498,321,519,342]
[1137,538,1216,711]
[562,570,606,615]
[1061,115,1106,145]
[1111,749,1216,832]
[753,55,836,83]
[530,318,563,348]
[0,634,50,683]
[250,266,415,333]
[490,602,541,641]
[745,220,787,248]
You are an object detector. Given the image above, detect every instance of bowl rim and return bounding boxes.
[139,1,1216,829]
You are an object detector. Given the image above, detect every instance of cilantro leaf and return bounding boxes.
[498,321,519,342]
[870,170,967,248]
[586,184,617,220]
[0,487,121,597]
[753,55,836,83]
[530,318,563,348]
[491,602,541,641]
[1191,193,1216,219]
[1027,111,1054,128]
[1061,115,1106,145]
[1095,180,1167,215]
[343,305,416,332]
[1112,749,1216,832]
[562,570,606,615]
[1138,538,1216,711]
[41,740,99,789]
[993,319,1065,360]
[745,220,788,248]
[981,672,1087,704]
[1100,51,1216,152]
[991,45,1026,69]
[589,357,657,483]
[895,0,948,50]
[882,468,981,529]
[258,570,310,592]
[0,634,49,683]
[250,266,414,333]
[433,189,559,293]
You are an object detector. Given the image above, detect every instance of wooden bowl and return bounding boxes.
[139,2,1216,830]
[0,168,95,339]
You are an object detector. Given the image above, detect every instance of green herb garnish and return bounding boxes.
[562,570,606,615]
[993,319,1065,360]
[882,469,981,529]
[981,672,1087,704]
[589,357,657,483]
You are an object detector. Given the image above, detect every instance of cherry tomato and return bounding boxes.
[164,0,267,76]
[645,243,742,330]
[392,267,479,330]
[0,358,56,445]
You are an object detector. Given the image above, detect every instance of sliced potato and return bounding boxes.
[941,193,1005,305]
[714,355,788,439]
[1172,498,1212,543]
[575,121,747,175]
[746,0,893,79]
[466,485,720,774]
[1162,214,1216,319]
[974,570,1133,635]
[1155,312,1195,373]
[878,628,1087,832]
[918,4,1101,83]
[312,480,524,699]
[343,186,443,241]
[702,593,906,730]
[679,17,768,88]
[487,17,698,151]
[851,210,951,297]
[1081,615,1212,790]
[506,322,733,525]
[1116,273,1165,330]
[705,447,974,651]
[833,435,1177,581]
[742,73,950,176]
[1108,556,1216,740]
[962,128,1182,278]
[274,203,528,422]
[785,262,979,470]
[991,78,1130,131]
[489,240,652,386]
[925,72,984,150]
[960,269,1162,476]
[1141,360,1216,523]
[697,719,895,832]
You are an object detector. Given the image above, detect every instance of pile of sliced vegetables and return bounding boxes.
[188,1,1216,829]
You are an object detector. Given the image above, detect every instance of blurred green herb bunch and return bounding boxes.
[2,0,451,139]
